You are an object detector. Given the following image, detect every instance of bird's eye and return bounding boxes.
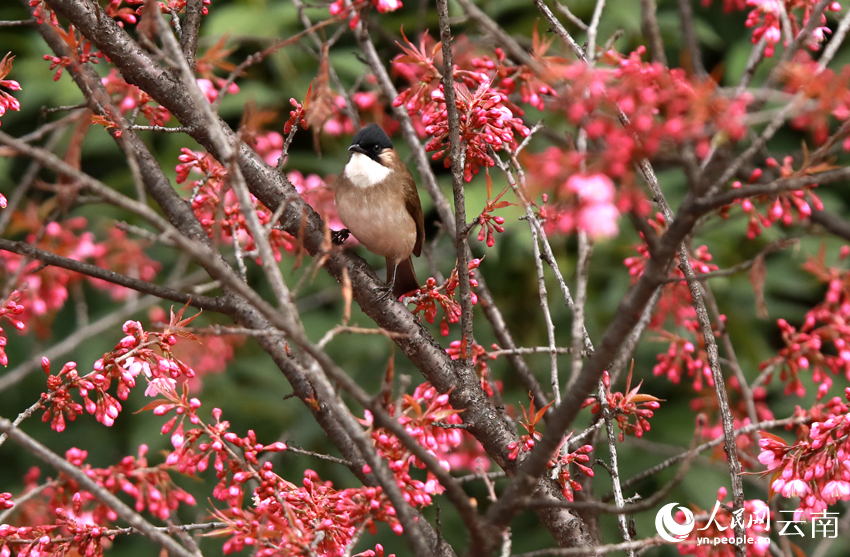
[372,144,381,152]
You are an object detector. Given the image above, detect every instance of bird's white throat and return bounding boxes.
[344,152,391,188]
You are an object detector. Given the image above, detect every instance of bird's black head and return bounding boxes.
[349,123,393,162]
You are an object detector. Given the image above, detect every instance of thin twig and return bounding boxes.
[640,0,667,65]
[612,416,806,498]
[677,0,706,78]
[554,3,587,31]
[597,382,634,556]
[585,0,607,61]
[437,0,475,366]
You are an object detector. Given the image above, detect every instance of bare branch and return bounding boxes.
[677,0,706,78]
[640,0,666,65]
[596,382,634,555]
[436,0,476,365]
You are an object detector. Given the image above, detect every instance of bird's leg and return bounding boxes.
[374,264,397,302]
[331,228,350,246]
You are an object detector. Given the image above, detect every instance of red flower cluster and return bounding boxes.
[0,291,24,367]
[284,97,307,134]
[703,0,840,57]
[748,0,840,57]
[446,340,499,397]
[211,468,400,556]
[548,440,594,502]
[176,149,296,262]
[546,47,751,177]
[328,0,402,29]
[286,170,346,233]
[1,209,159,333]
[363,382,487,504]
[584,369,661,441]
[101,69,172,127]
[0,52,21,128]
[321,91,398,139]
[151,388,400,555]
[761,246,850,399]
[758,391,850,519]
[726,161,824,239]
[651,319,722,391]
[507,395,594,500]
[408,259,482,336]
[535,174,622,239]
[782,53,850,144]
[103,0,211,26]
[42,24,103,81]
[0,446,195,557]
[392,32,530,181]
[40,310,199,431]
[621,215,727,391]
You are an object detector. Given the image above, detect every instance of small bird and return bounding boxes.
[335,123,424,298]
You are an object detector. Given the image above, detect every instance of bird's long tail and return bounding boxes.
[387,257,419,298]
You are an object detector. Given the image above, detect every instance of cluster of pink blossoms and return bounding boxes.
[0,447,195,557]
[102,0,210,27]
[0,209,159,334]
[724,162,824,239]
[176,146,344,261]
[761,246,850,399]
[750,0,839,57]
[523,148,650,240]
[321,91,398,139]
[10,311,409,556]
[0,291,24,366]
[329,0,402,29]
[363,382,487,506]
[622,215,727,390]
[758,391,850,519]
[392,33,531,181]
[101,69,172,127]
[506,395,594,501]
[176,149,296,260]
[536,174,622,239]
[584,369,661,441]
[33,0,224,132]
[0,52,20,132]
[544,47,751,176]
[407,259,482,336]
[782,53,850,145]
[703,0,840,57]
[40,308,201,432]
[153,370,404,554]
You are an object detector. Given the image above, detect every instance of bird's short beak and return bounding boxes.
[348,144,369,156]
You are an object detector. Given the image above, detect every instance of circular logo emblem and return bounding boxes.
[655,503,695,543]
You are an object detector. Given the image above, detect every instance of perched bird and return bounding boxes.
[335,123,424,298]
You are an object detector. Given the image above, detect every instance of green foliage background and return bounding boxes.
[1,0,850,555]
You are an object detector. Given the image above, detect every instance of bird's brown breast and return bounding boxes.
[335,176,417,264]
